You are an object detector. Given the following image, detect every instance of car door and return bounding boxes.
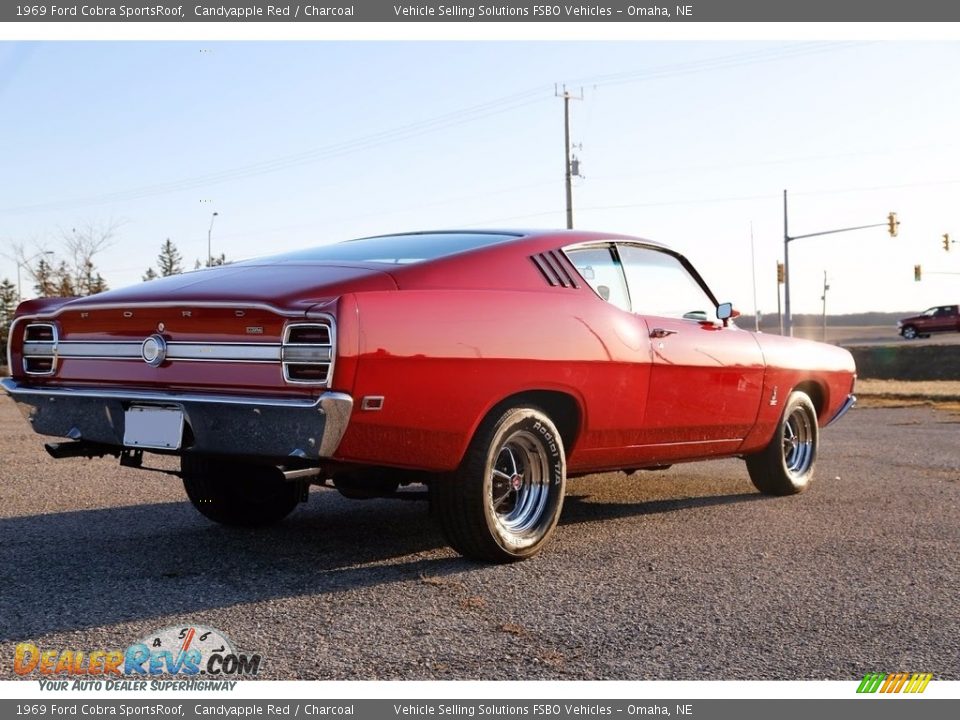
[617,243,765,458]
[932,306,956,332]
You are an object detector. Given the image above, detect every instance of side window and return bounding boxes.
[565,246,631,312]
[618,244,715,321]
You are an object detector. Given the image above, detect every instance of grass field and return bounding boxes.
[854,379,960,410]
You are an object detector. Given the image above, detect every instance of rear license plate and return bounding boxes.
[123,406,184,450]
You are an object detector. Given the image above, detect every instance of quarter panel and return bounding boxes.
[334,289,654,472]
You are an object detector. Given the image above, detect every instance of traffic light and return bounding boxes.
[776,262,785,284]
[944,234,951,252]
[914,264,922,282]
[887,212,899,237]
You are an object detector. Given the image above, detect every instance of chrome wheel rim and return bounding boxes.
[782,407,815,476]
[489,431,549,535]
[903,327,917,339]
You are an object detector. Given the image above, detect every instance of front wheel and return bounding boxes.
[432,406,566,562]
[901,325,918,340]
[182,456,301,527]
[745,391,819,496]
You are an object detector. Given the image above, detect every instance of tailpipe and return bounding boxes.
[45,441,119,460]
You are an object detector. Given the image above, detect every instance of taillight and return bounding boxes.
[281,322,334,385]
[22,322,58,376]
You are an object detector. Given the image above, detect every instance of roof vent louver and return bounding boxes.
[531,252,579,289]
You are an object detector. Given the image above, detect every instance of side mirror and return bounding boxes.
[717,303,741,324]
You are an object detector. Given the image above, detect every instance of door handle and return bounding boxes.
[649,328,677,339]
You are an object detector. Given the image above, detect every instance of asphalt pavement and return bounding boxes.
[0,396,957,680]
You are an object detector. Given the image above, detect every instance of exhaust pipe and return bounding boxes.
[45,441,119,460]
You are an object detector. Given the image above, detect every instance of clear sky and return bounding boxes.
[1,40,959,314]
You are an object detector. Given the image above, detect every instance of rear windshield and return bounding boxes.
[245,232,521,265]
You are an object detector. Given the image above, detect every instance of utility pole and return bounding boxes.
[783,190,791,336]
[776,261,785,335]
[820,270,830,342]
[782,189,897,336]
[556,85,582,229]
[750,222,759,331]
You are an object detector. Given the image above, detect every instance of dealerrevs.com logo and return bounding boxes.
[15,626,262,690]
[857,673,933,694]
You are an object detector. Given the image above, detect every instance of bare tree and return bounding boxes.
[61,220,120,294]
[9,220,119,299]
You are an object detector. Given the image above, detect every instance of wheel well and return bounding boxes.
[794,380,825,418]
[488,390,582,454]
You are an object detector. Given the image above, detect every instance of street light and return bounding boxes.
[207,212,219,267]
[16,250,54,302]
[782,190,897,336]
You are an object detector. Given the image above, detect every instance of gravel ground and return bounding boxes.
[0,396,957,680]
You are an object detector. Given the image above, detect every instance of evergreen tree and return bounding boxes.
[0,278,17,363]
[54,261,75,297]
[195,252,229,269]
[33,259,56,297]
[88,273,108,295]
[143,267,158,282]
[158,238,183,276]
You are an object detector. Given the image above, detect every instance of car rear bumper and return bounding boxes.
[825,393,856,427]
[0,377,353,461]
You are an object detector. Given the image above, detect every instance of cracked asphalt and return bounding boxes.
[0,396,957,681]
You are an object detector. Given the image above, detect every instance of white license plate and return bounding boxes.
[123,406,184,450]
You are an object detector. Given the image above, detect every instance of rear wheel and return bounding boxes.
[182,456,301,527]
[432,406,566,562]
[745,391,819,496]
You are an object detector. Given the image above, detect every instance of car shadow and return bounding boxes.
[0,483,765,642]
[560,489,765,526]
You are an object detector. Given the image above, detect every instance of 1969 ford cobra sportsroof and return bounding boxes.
[3,230,856,561]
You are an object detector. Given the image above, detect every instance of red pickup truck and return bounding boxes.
[898,305,960,339]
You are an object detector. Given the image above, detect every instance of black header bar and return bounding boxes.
[4,0,960,23]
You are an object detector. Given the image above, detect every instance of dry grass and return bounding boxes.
[855,379,960,410]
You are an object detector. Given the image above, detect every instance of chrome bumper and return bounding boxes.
[825,393,856,427]
[0,378,353,461]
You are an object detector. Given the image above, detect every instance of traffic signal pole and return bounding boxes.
[782,189,897,336]
[783,190,791,337]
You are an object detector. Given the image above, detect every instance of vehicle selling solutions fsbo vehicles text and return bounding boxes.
[391,5,689,18]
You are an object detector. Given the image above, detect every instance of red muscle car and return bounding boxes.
[3,230,856,562]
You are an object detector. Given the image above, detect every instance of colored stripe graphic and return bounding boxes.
[857,672,932,694]
[905,673,933,693]
[857,673,886,693]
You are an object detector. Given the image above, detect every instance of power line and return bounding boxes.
[3,42,866,217]
[567,41,867,90]
[460,177,960,227]
[3,89,550,215]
